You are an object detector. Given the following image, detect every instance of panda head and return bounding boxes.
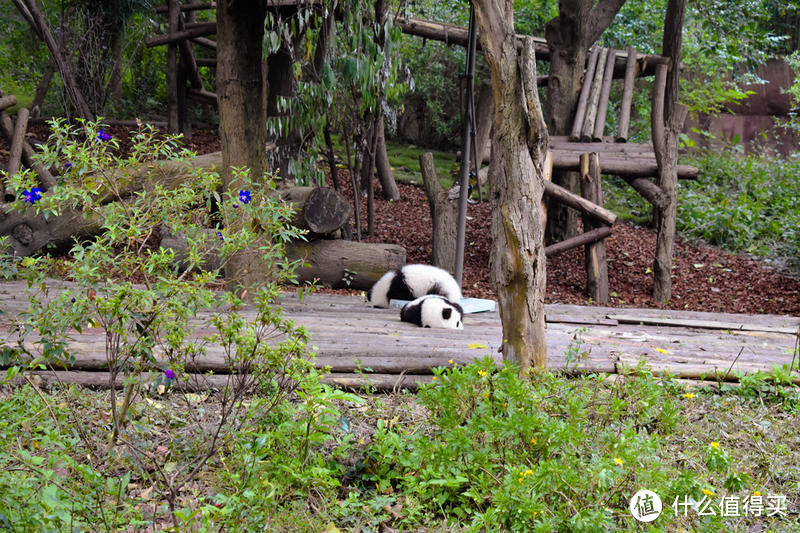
[402,295,464,330]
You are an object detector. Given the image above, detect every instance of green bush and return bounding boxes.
[679,147,800,268]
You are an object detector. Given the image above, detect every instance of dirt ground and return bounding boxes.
[3,123,799,316]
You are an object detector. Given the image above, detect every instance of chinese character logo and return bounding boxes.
[630,490,663,523]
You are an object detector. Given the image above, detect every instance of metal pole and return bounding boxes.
[454,3,477,286]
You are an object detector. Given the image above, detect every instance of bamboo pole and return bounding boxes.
[581,48,608,142]
[570,47,601,141]
[616,46,639,142]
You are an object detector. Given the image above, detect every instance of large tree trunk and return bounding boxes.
[216,2,269,293]
[653,0,687,302]
[543,0,626,244]
[472,1,549,372]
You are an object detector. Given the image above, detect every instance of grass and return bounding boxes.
[2,360,798,531]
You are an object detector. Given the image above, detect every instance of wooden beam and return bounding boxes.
[551,150,698,179]
[7,107,30,180]
[543,179,617,226]
[570,46,600,141]
[550,141,654,154]
[616,46,638,142]
[0,109,55,191]
[619,175,668,211]
[191,37,217,50]
[156,2,216,13]
[145,23,217,47]
[0,95,17,112]
[187,87,218,106]
[545,225,612,257]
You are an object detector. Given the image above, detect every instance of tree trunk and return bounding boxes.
[215,1,269,293]
[472,0,548,372]
[653,0,687,303]
[542,0,626,244]
[420,152,457,272]
[374,115,400,201]
[277,186,351,235]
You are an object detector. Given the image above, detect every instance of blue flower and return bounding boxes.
[238,190,252,205]
[22,187,43,204]
[216,231,224,241]
[96,128,111,142]
[64,162,72,169]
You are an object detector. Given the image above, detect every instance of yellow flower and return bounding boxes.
[482,392,490,399]
[709,441,720,449]
[448,359,454,364]
[702,489,714,497]
[530,437,537,445]
[614,457,624,466]
[682,392,696,399]
[524,469,533,476]
[432,376,437,381]
[753,491,761,496]
[518,477,524,483]
[478,370,487,377]
[654,347,668,355]
[502,402,508,408]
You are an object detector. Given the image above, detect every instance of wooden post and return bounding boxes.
[581,47,608,142]
[616,46,638,142]
[593,49,617,141]
[570,47,600,141]
[166,0,180,133]
[580,153,609,303]
[7,108,30,181]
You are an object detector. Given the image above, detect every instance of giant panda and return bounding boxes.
[367,264,462,308]
[401,295,464,329]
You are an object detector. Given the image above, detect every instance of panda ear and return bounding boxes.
[442,308,452,320]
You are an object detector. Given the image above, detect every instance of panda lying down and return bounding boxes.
[368,264,464,330]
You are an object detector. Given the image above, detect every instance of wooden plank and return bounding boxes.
[617,46,638,142]
[593,49,617,141]
[570,46,601,141]
[608,314,800,335]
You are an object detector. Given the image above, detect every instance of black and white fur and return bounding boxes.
[401,295,464,329]
[367,264,462,308]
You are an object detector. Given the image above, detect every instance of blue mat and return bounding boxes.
[389,297,496,314]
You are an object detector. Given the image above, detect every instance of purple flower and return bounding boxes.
[22,187,43,204]
[164,369,176,380]
[97,128,111,142]
[216,231,224,241]
[232,202,238,209]
[238,190,251,205]
[64,162,72,169]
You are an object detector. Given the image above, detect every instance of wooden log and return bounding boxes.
[593,49,618,141]
[545,225,612,257]
[6,107,30,182]
[0,111,55,191]
[543,180,617,226]
[581,48,608,142]
[550,141,654,154]
[616,46,638,142]
[570,47,600,141]
[22,0,93,121]
[395,16,551,60]
[178,23,204,90]
[420,151,457,272]
[550,150,698,179]
[187,87,218,106]
[16,370,434,392]
[0,95,17,112]
[191,37,217,50]
[619,175,668,211]
[195,57,217,67]
[277,186,351,235]
[145,23,217,47]
[580,153,609,303]
[156,2,216,13]
[285,239,406,290]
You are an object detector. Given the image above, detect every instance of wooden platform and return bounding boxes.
[1,282,798,390]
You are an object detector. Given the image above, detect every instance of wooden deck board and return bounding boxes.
[1,282,797,384]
